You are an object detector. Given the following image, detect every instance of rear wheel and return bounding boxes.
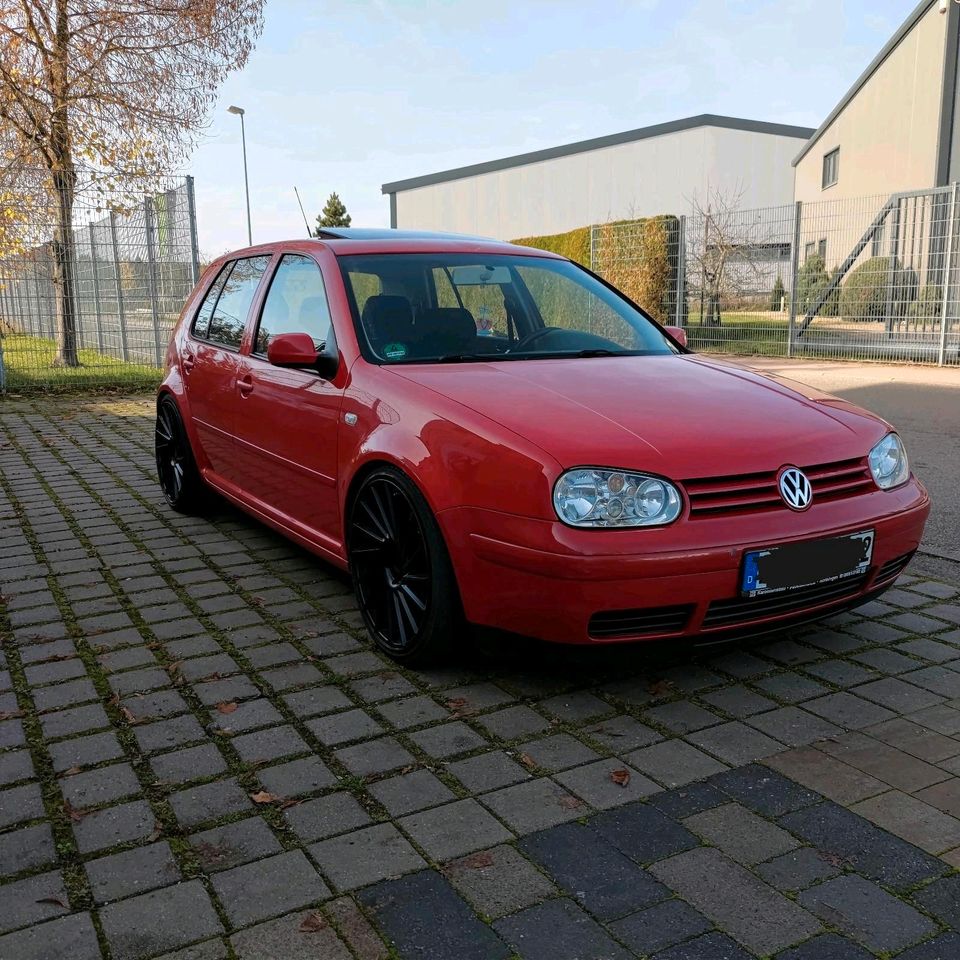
[347,466,462,664]
[155,396,207,514]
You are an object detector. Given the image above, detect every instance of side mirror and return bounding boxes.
[664,325,688,348]
[267,332,339,379]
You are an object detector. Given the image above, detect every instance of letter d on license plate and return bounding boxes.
[741,529,874,597]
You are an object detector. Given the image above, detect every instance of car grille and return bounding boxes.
[701,574,868,629]
[588,604,695,639]
[682,458,874,518]
[875,550,915,584]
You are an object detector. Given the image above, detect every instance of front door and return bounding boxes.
[233,253,344,553]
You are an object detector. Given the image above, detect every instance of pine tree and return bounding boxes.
[768,274,786,312]
[314,192,352,232]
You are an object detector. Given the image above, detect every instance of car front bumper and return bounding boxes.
[439,478,931,645]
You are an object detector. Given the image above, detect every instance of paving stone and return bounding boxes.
[851,789,960,853]
[0,869,70,933]
[310,823,425,891]
[913,874,960,928]
[282,685,353,718]
[584,714,662,752]
[609,899,713,957]
[624,739,728,788]
[915,776,960,817]
[891,610,953,632]
[756,846,841,892]
[306,708,383,746]
[592,800,698,864]
[39,702,110,740]
[360,869,510,960]
[555,759,661,808]
[399,797,512,861]
[135,713,207,753]
[700,685,777,718]
[904,665,960,698]
[802,692,898,729]
[231,724,310,764]
[377,695,448,729]
[539,690,612,722]
[108,665,172,696]
[442,844,556,920]
[780,800,949,890]
[818,731,950,792]
[687,721,785,765]
[284,792,371,843]
[708,650,773,679]
[408,721,489,759]
[896,933,960,960]
[257,755,336,798]
[325,895,390,960]
[350,672,417,703]
[212,850,329,927]
[853,647,921,674]
[650,846,821,955]
[230,909,352,960]
[801,628,863,655]
[853,676,946,712]
[899,637,960,662]
[335,736,415,776]
[866,717,960,762]
[122,688,190,722]
[755,673,830,703]
[799,874,935,953]
[0,912,102,960]
[438,682,515,713]
[191,817,283,872]
[482,777,587,833]
[49,730,123,772]
[908,702,960,735]
[0,783,45,830]
[150,743,228,784]
[368,769,456,816]
[209,697,283,734]
[477,705,550,740]
[495,898,629,960]
[709,763,821,817]
[521,820,668,919]
[685,801,799,865]
[0,822,56,876]
[73,798,156,853]
[775,933,874,960]
[325,651,385,677]
[518,733,598,772]
[765,747,887,804]
[193,675,259,706]
[99,879,224,960]
[85,841,181,903]
[648,781,728,820]
[24,657,87,686]
[447,751,531,792]
[32,676,97,711]
[747,705,840,746]
[169,778,251,829]
[653,931,753,959]
[645,700,722,734]
[0,749,37,787]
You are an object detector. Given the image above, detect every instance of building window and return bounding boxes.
[822,148,839,189]
[804,241,816,260]
[817,238,827,259]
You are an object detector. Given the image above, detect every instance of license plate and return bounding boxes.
[741,530,875,597]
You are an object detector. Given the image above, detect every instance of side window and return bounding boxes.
[255,255,332,355]
[192,263,232,339]
[347,271,382,317]
[207,255,271,349]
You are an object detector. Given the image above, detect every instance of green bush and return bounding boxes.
[768,275,786,312]
[839,256,918,322]
[906,284,943,322]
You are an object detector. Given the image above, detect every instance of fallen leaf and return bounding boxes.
[36,897,68,909]
[518,753,537,770]
[298,912,328,933]
[610,769,631,788]
[0,710,24,721]
[278,797,304,810]
[119,705,139,724]
[62,766,82,777]
[166,660,184,676]
[63,799,87,823]
[216,701,238,714]
[250,790,279,805]
[558,794,585,810]
[445,696,469,715]
[647,679,674,698]
[148,822,163,842]
[460,850,495,870]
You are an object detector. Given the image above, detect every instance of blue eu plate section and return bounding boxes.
[741,529,875,597]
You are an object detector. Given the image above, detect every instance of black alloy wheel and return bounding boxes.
[155,396,206,514]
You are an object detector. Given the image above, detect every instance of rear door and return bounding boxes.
[234,253,345,551]
[183,255,271,482]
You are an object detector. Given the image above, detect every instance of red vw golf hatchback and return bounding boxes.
[156,230,930,663]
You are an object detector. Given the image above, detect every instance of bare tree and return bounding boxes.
[687,187,789,326]
[0,0,264,365]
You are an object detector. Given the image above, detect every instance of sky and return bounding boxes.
[188,0,917,256]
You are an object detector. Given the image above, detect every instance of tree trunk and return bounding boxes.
[50,165,80,367]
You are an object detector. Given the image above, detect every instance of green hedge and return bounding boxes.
[840,255,918,322]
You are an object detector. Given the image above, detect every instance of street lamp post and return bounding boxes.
[227,105,252,246]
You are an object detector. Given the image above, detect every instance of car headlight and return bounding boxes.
[553,468,682,527]
[868,433,910,489]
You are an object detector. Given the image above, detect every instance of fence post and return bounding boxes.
[787,201,802,358]
[675,215,686,326]
[88,223,105,356]
[109,212,129,362]
[186,175,201,285]
[938,182,958,366]
[144,195,163,367]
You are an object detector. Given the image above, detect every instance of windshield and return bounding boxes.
[337,253,679,364]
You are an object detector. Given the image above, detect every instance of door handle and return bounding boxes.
[237,374,254,397]
[182,351,195,373]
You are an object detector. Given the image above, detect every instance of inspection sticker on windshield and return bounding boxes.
[384,342,408,359]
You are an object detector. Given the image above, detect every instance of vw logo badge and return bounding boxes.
[778,467,813,511]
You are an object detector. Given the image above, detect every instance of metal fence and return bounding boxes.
[0,171,199,391]
[590,184,960,366]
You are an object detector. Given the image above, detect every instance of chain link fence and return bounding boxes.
[590,185,960,366]
[0,171,199,391]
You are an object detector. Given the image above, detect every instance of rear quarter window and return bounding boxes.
[191,263,232,340]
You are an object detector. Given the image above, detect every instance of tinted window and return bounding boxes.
[192,264,232,339]
[822,148,839,189]
[254,255,332,355]
[207,256,271,348]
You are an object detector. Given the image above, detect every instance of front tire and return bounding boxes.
[155,396,207,515]
[347,466,462,664]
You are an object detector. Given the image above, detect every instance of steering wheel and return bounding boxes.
[507,326,564,353]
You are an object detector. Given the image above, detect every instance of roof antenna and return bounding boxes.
[294,186,312,237]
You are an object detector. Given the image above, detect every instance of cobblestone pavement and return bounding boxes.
[2,396,960,960]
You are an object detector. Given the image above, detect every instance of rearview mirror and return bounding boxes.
[450,265,512,286]
[664,325,688,348]
[267,332,339,379]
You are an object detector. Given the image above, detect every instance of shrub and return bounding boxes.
[839,256,918,322]
[906,284,943,323]
[796,254,829,313]
[768,275,785,312]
